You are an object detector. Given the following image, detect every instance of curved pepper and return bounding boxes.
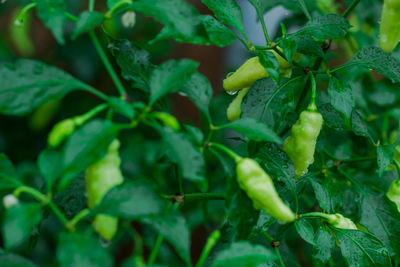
[236,158,295,222]
[226,87,250,121]
[379,0,400,53]
[325,213,357,230]
[283,110,323,178]
[223,50,292,92]
[85,139,124,240]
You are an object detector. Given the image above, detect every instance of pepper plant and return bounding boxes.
[1,0,400,266]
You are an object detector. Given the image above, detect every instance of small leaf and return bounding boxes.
[280,39,297,64]
[312,226,335,265]
[60,120,119,189]
[210,241,276,267]
[0,154,21,190]
[161,129,205,184]
[57,232,113,267]
[257,51,280,83]
[72,11,104,39]
[377,145,394,177]
[92,181,165,219]
[334,229,391,267]
[201,0,246,37]
[36,0,66,44]
[38,148,63,190]
[142,210,191,263]
[3,203,43,249]
[295,218,315,245]
[108,97,134,119]
[180,72,213,120]
[220,118,282,144]
[328,76,354,120]
[112,40,153,92]
[351,110,370,139]
[150,59,199,105]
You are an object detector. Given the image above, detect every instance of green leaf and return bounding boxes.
[57,232,113,267]
[256,143,296,195]
[112,40,153,92]
[210,241,276,267]
[258,51,280,83]
[220,118,282,144]
[60,120,119,188]
[312,226,335,265]
[92,181,165,219]
[309,178,331,212]
[201,0,245,37]
[108,97,134,119]
[334,229,391,267]
[72,11,104,40]
[377,145,394,177]
[295,218,315,246]
[280,39,297,64]
[142,210,191,263]
[319,103,348,131]
[289,14,350,40]
[0,253,38,267]
[181,72,213,120]
[133,0,235,46]
[351,110,370,139]
[328,76,354,120]
[0,60,85,115]
[38,148,63,190]
[36,0,66,44]
[290,34,324,57]
[3,203,43,249]
[149,59,199,105]
[359,192,400,256]
[161,128,205,183]
[0,154,21,190]
[348,47,400,83]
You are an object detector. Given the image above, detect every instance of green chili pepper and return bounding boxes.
[152,112,180,131]
[324,213,357,229]
[379,0,400,53]
[283,110,323,178]
[226,87,250,121]
[387,179,400,212]
[223,50,292,93]
[47,118,77,147]
[236,158,295,222]
[85,139,124,240]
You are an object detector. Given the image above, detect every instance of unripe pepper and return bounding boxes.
[223,50,292,92]
[47,118,77,147]
[152,112,180,131]
[283,109,323,178]
[325,213,357,230]
[386,179,400,212]
[236,158,295,222]
[379,0,400,53]
[85,139,124,240]
[226,87,250,121]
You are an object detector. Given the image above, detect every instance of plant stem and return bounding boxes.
[13,186,69,226]
[88,30,128,98]
[300,211,331,220]
[330,62,359,73]
[208,142,242,163]
[196,230,221,267]
[15,2,37,24]
[253,4,271,45]
[65,12,78,22]
[147,235,163,265]
[275,247,285,267]
[185,193,225,201]
[176,165,183,194]
[76,81,110,101]
[307,72,317,111]
[66,209,90,230]
[296,0,312,20]
[342,0,361,17]
[89,0,95,11]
